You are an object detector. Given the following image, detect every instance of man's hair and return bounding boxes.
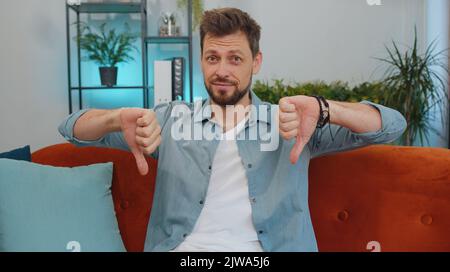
[200,8,261,58]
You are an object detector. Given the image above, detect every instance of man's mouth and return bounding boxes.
[211,82,236,93]
[212,82,235,87]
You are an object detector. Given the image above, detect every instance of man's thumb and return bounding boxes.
[132,148,148,176]
[289,139,304,165]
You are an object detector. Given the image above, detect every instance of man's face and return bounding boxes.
[201,31,262,106]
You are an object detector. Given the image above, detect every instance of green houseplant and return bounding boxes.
[76,22,139,87]
[252,79,386,105]
[376,28,449,146]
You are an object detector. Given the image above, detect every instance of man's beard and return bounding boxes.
[205,75,252,106]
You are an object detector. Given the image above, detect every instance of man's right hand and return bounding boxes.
[119,108,162,176]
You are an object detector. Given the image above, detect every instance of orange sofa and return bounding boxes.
[31,143,450,252]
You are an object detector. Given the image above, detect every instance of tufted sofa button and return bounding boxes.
[337,210,349,221]
[121,200,130,210]
[421,214,433,225]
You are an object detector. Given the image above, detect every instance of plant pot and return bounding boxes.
[99,67,118,87]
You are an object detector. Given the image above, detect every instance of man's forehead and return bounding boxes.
[203,32,251,54]
[204,48,246,55]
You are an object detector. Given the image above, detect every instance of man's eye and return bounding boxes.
[232,56,242,63]
[206,56,218,62]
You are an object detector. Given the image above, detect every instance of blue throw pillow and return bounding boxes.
[0,159,126,252]
[0,146,31,161]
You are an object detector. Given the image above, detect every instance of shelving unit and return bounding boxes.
[66,0,193,114]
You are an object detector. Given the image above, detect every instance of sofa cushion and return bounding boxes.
[309,145,450,251]
[0,159,126,252]
[0,145,31,161]
[32,143,157,252]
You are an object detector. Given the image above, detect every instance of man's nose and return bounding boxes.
[214,61,231,78]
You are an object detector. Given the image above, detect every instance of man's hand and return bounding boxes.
[279,95,320,164]
[119,108,162,176]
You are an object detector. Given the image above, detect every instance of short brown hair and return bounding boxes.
[200,8,261,58]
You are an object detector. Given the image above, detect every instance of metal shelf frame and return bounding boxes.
[66,0,193,113]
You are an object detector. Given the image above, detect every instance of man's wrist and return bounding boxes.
[106,108,123,132]
[311,95,330,128]
[327,100,343,125]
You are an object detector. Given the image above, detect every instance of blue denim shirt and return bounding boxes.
[58,91,407,252]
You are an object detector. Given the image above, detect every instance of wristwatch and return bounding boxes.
[312,95,330,128]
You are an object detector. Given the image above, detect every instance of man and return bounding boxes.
[59,8,407,252]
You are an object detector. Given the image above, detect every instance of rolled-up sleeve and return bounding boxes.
[58,109,130,151]
[308,100,407,159]
[58,103,174,158]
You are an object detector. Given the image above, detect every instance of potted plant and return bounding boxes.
[76,22,139,87]
[376,28,449,146]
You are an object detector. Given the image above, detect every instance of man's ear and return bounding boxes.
[252,51,263,75]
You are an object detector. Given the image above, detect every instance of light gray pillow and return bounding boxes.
[0,159,125,252]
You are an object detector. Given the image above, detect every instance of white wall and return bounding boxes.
[0,0,447,152]
[425,0,449,147]
[0,0,68,152]
[216,0,426,84]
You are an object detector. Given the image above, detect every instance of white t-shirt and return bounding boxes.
[172,117,263,252]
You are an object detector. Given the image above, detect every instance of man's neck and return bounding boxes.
[211,93,251,132]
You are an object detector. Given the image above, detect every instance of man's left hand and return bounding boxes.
[278,95,320,164]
